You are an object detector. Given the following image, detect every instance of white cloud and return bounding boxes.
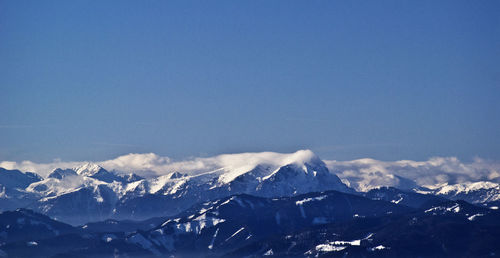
[1,151,499,192]
[0,160,83,178]
[0,150,319,178]
[101,153,171,175]
[0,153,171,178]
[324,157,500,191]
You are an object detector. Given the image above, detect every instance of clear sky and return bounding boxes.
[1,0,499,163]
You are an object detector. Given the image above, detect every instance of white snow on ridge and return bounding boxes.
[431,181,499,194]
[370,245,389,251]
[3,151,500,196]
[315,244,347,252]
[312,233,374,253]
[425,203,462,215]
[215,150,321,184]
[73,163,103,176]
[295,195,327,205]
[5,150,500,200]
[391,196,403,204]
[26,176,110,198]
[26,241,38,246]
[4,149,500,228]
[263,249,274,256]
[171,214,225,235]
[325,157,500,192]
[225,227,245,242]
[102,234,116,242]
[331,239,361,246]
[419,181,500,203]
[208,228,219,250]
[467,214,484,221]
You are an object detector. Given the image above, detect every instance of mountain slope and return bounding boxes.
[0,209,154,258]
[1,195,499,257]
[364,187,447,209]
[127,190,411,256]
[0,168,42,211]
[0,209,76,245]
[229,200,500,257]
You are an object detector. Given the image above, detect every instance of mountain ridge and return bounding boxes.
[2,150,500,225]
[0,150,352,225]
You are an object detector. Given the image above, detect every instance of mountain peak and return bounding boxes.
[48,168,78,180]
[285,149,323,167]
[73,162,106,176]
[213,149,323,184]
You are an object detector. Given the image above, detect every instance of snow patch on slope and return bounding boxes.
[295,195,327,205]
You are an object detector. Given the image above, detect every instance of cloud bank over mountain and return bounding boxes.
[325,157,500,191]
[0,150,320,178]
[1,150,499,191]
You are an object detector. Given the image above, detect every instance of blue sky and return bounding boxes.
[1,0,499,162]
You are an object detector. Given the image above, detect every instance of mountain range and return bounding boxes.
[1,150,499,257]
[1,190,499,257]
[1,150,352,225]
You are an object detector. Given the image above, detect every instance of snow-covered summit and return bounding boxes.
[430,181,499,195]
[210,149,324,184]
[417,181,500,204]
[0,150,353,224]
[73,162,105,177]
[5,149,500,226]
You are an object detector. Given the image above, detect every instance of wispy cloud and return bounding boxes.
[1,151,499,191]
[325,157,500,191]
[0,124,34,129]
[0,150,318,178]
[0,124,56,129]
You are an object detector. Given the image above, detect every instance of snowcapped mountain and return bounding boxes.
[417,181,500,204]
[73,162,140,183]
[14,164,139,224]
[2,149,500,225]
[73,162,104,177]
[0,150,352,225]
[2,150,500,257]
[116,150,352,221]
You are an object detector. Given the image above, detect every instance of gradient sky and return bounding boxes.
[1,0,499,163]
